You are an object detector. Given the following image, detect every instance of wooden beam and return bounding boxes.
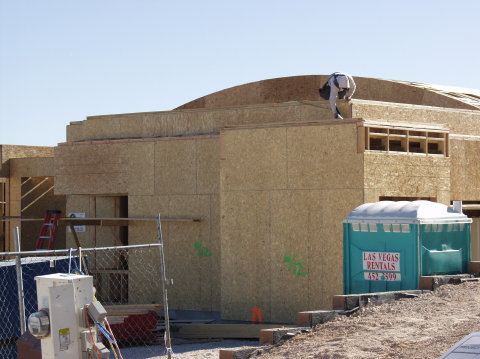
[1,217,202,225]
[219,347,261,359]
[170,324,295,339]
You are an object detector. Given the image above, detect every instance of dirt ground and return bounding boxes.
[259,282,480,359]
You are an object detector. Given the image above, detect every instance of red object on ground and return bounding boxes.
[108,312,158,342]
[251,307,263,323]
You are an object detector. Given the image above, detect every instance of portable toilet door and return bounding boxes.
[343,218,419,294]
[343,201,472,295]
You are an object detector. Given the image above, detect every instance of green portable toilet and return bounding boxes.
[343,200,472,294]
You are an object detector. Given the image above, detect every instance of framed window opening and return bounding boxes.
[364,125,449,157]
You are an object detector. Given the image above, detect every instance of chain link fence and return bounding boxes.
[0,243,169,358]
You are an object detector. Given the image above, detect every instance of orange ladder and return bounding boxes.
[35,210,61,250]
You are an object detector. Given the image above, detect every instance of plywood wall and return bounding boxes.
[57,135,223,310]
[363,153,451,204]
[0,145,53,177]
[449,137,480,200]
[220,121,364,323]
[352,101,480,136]
[69,102,335,142]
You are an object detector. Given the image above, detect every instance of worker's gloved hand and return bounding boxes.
[334,113,343,119]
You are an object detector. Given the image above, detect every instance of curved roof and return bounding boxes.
[175,75,480,111]
[344,200,472,224]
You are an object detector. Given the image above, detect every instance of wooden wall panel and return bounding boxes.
[10,157,54,178]
[154,139,196,195]
[220,191,271,321]
[128,194,221,311]
[450,137,480,200]
[0,145,53,177]
[352,101,480,136]
[73,102,335,142]
[167,195,216,310]
[270,190,313,323]
[364,153,450,203]
[55,143,128,195]
[66,122,84,142]
[220,123,364,323]
[128,195,169,305]
[196,138,219,195]
[220,127,287,191]
[126,142,155,196]
[286,123,363,189]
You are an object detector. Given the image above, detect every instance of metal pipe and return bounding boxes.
[0,243,161,257]
[14,226,26,335]
[157,214,173,358]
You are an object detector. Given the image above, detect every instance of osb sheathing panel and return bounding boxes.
[363,153,450,203]
[128,195,169,304]
[126,142,155,196]
[77,102,335,142]
[196,138,220,195]
[66,122,84,142]
[450,137,480,200]
[128,194,221,310]
[95,196,119,247]
[286,123,363,189]
[220,127,287,191]
[220,191,271,322]
[177,76,329,110]
[421,90,477,110]
[168,195,219,311]
[176,76,449,111]
[154,140,197,195]
[55,143,128,195]
[0,145,53,177]
[352,101,480,136]
[220,189,363,323]
[220,123,365,322]
[65,195,93,248]
[10,157,54,178]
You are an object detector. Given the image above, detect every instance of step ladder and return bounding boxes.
[35,210,61,250]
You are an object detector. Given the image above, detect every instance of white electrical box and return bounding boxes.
[34,273,94,358]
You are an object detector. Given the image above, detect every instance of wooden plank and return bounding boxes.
[170,324,295,339]
[259,328,303,345]
[469,261,480,273]
[1,217,201,224]
[104,304,162,311]
[219,347,261,359]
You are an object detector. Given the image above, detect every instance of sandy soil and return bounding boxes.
[259,282,480,359]
[120,282,480,358]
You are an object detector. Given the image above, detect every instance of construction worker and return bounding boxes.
[320,72,356,119]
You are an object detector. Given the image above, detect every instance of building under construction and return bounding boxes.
[2,75,480,323]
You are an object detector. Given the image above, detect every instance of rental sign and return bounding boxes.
[362,251,401,281]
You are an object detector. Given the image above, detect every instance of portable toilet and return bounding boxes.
[343,200,472,294]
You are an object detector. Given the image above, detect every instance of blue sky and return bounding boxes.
[1,0,479,146]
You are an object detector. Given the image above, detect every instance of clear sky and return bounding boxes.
[1,0,479,146]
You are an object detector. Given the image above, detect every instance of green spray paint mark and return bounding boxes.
[284,255,308,276]
[194,241,212,257]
